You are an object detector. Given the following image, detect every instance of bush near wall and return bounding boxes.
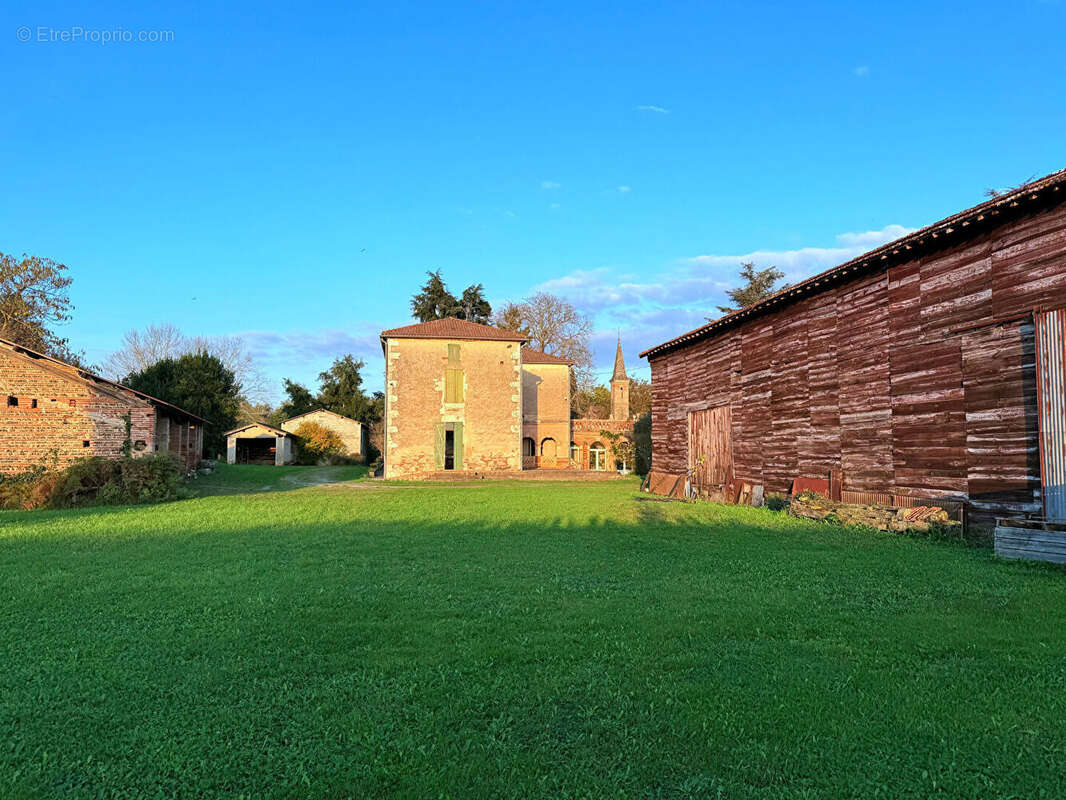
[293,421,348,465]
[0,454,184,510]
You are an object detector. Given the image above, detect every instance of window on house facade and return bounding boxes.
[448,343,461,364]
[522,437,535,457]
[445,368,464,403]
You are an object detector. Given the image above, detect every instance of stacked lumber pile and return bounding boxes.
[789,491,961,535]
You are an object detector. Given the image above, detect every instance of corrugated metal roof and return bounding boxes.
[640,166,1066,360]
[380,318,527,342]
[522,347,573,365]
[0,336,209,423]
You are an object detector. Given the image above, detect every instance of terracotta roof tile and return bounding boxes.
[380,318,527,342]
[522,347,573,365]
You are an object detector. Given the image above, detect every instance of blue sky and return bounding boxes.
[3,1,1064,401]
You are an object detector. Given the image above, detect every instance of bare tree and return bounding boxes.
[497,292,593,379]
[105,324,268,401]
[104,323,186,378]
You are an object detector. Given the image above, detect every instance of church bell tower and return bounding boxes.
[609,337,630,421]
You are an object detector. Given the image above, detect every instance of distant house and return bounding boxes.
[0,336,206,473]
[640,167,1066,530]
[224,423,296,465]
[280,409,367,462]
[380,317,636,478]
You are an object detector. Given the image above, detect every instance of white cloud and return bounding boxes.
[635,105,669,114]
[531,223,914,375]
[617,185,632,193]
[541,180,561,190]
[853,65,870,77]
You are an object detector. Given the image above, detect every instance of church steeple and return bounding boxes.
[611,336,627,382]
[609,336,630,420]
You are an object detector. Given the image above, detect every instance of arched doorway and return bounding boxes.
[540,438,557,458]
[570,441,579,465]
[589,441,607,471]
[522,437,535,457]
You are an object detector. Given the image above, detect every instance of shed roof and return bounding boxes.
[640,166,1066,360]
[224,422,293,437]
[381,318,527,342]
[522,347,573,365]
[0,336,208,423]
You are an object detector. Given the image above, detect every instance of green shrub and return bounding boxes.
[1,454,184,510]
[293,421,347,465]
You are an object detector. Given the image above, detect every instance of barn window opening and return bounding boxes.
[31,399,38,408]
[82,440,90,448]
[6,396,17,407]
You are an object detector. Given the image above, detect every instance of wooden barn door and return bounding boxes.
[688,406,734,493]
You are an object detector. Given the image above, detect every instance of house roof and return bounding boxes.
[0,336,209,423]
[282,408,362,426]
[224,422,292,437]
[521,347,573,365]
[380,317,527,342]
[640,166,1066,360]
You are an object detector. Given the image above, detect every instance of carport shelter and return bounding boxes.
[224,423,296,465]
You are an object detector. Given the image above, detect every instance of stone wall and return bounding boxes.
[384,337,522,478]
[521,362,571,468]
[281,410,365,460]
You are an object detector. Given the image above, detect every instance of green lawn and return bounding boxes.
[1,471,1065,798]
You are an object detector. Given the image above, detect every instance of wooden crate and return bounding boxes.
[994,519,1066,565]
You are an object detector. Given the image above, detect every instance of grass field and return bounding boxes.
[1,469,1065,798]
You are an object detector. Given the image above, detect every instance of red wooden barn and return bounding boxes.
[640,168,1066,535]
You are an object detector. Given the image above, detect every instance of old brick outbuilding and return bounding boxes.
[641,168,1066,532]
[0,337,206,473]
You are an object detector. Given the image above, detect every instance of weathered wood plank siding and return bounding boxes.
[647,201,1066,535]
[995,523,1066,564]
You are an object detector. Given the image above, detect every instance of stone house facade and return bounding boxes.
[381,319,636,478]
[0,337,206,474]
[382,319,526,478]
[281,409,367,461]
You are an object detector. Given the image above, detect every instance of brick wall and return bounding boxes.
[0,349,156,473]
[384,337,521,477]
[521,362,571,468]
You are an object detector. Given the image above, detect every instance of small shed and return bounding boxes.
[224,423,296,466]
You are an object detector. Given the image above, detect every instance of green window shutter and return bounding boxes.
[434,423,445,469]
[445,369,464,403]
[453,422,463,470]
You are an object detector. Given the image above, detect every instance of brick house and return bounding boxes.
[381,318,637,478]
[281,409,368,462]
[572,338,636,470]
[0,337,206,474]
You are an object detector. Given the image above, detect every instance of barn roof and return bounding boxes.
[0,336,208,423]
[640,166,1066,360]
[522,347,573,365]
[281,408,362,426]
[380,318,527,342]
